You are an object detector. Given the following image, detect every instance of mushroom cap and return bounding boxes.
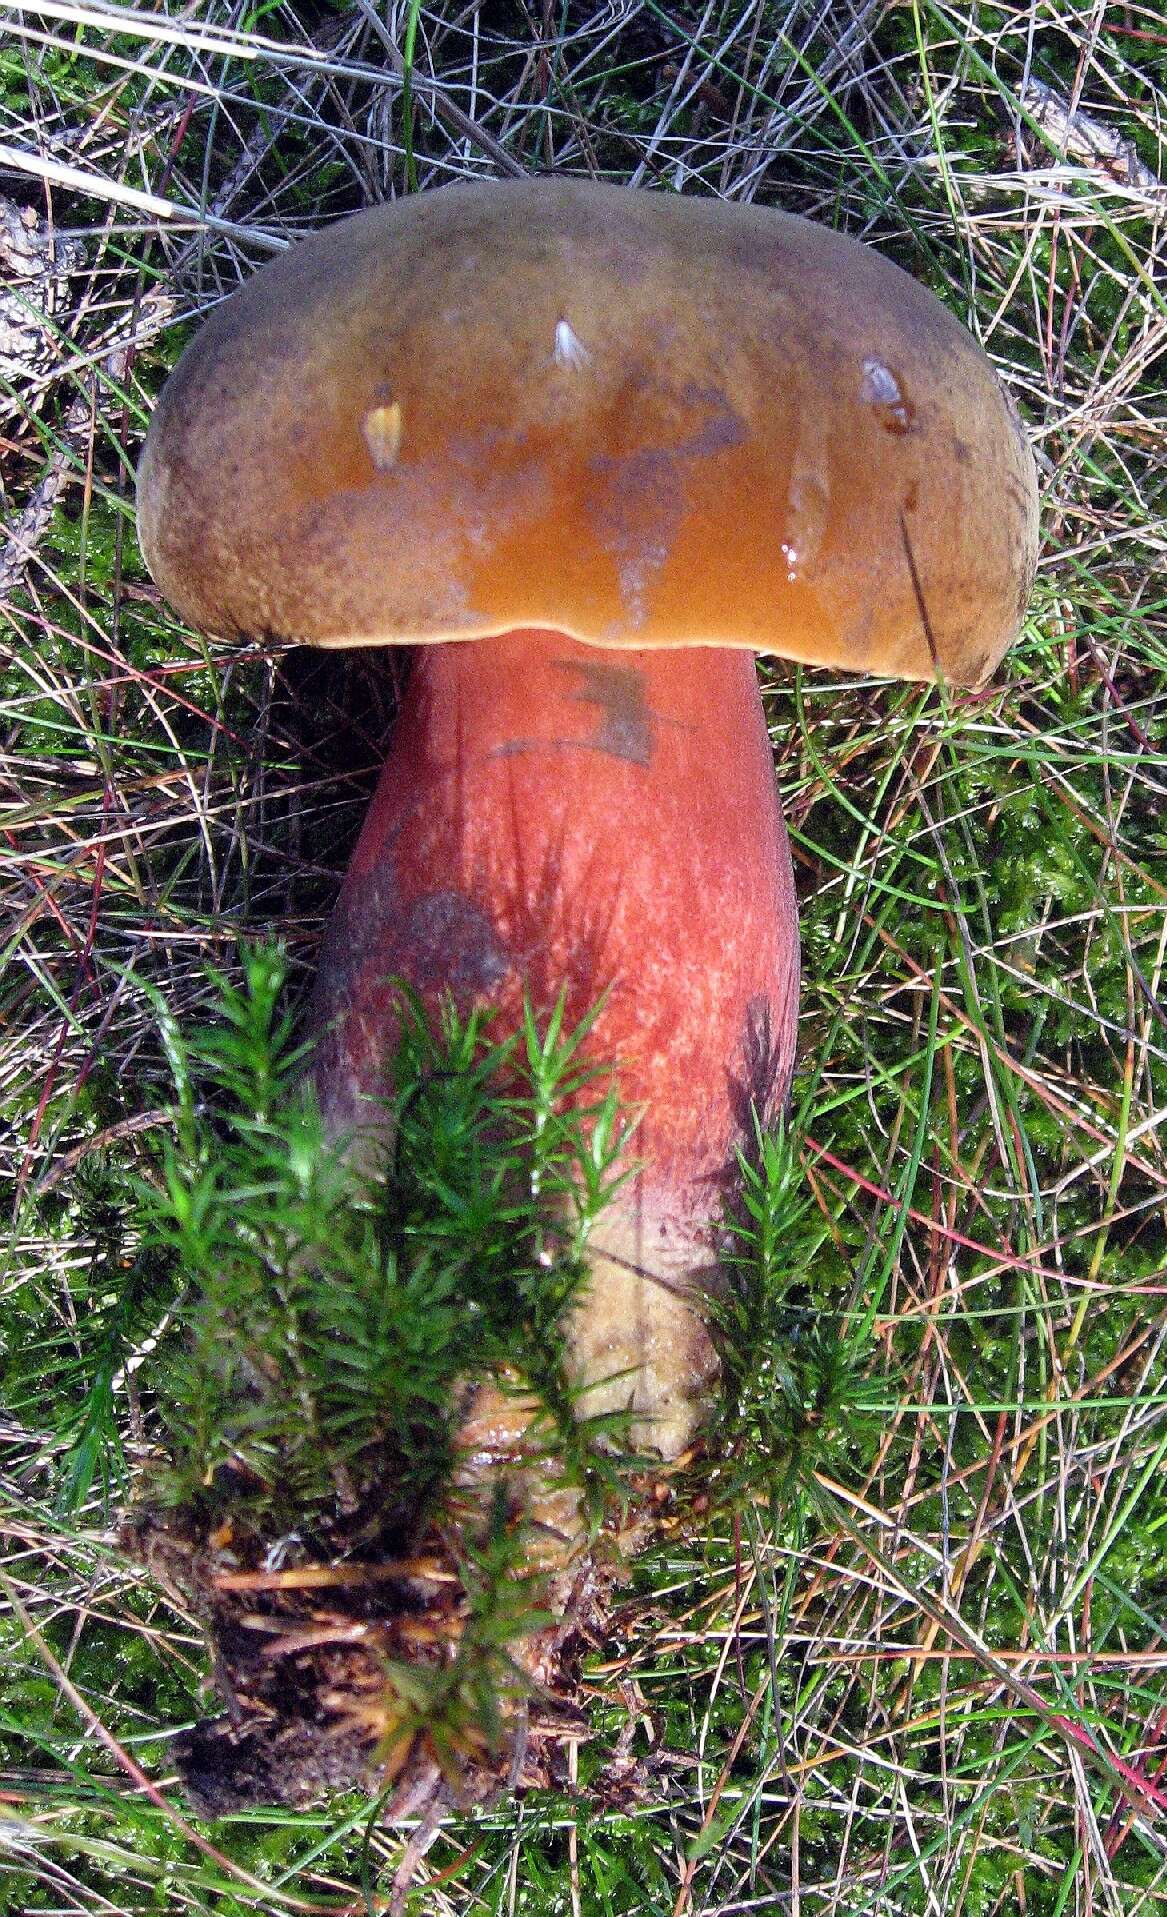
[138,180,1038,686]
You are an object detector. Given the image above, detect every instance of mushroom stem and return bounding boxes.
[309,629,799,1457]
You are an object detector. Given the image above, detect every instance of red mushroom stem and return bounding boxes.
[309,628,799,1457]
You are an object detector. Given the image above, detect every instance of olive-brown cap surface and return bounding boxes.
[138,179,1038,686]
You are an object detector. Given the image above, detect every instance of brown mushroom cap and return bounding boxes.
[138,179,1038,686]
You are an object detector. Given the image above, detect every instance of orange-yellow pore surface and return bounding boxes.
[139,180,1039,688]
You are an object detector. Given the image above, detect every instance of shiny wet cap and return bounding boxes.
[138,179,1039,686]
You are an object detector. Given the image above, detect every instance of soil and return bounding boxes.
[123,1392,659,1820]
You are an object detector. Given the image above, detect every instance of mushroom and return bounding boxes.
[137,180,1038,1461]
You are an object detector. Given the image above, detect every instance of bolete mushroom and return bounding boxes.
[137,180,1038,1461]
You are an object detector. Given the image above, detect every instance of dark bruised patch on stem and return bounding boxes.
[555,657,656,766]
[399,889,512,996]
[310,872,513,1135]
[729,992,794,1143]
[710,989,798,1210]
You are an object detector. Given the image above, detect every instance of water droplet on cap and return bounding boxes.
[554,319,590,370]
[861,358,915,435]
[786,470,829,573]
[362,400,403,472]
